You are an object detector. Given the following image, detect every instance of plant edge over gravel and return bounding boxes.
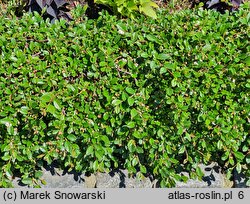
[0,5,249,187]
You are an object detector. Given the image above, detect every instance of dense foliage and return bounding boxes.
[94,0,159,19]
[0,5,249,187]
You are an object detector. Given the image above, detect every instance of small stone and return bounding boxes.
[95,169,152,188]
[84,174,97,188]
[11,163,237,188]
[39,167,85,188]
[175,163,225,188]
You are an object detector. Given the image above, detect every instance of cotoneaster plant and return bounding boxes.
[0,3,249,187]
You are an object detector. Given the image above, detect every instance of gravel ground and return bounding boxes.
[11,162,248,188]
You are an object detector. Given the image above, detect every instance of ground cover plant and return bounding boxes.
[0,2,249,187]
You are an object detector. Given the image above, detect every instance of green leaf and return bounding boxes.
[128,140,136,152]
[173,174,181,181]
[246,179,250,187]
[99,61,107,67]
[3,144,11,152]
[246,155,250,164]
[217,140,223,150]
[157,53,170,60]
[127,121,135,129]
[65,141,71,152]
[149,138,155,146]
[146,34,159,43]
[20,106,29,115]
[147,1,159,8]
[130,109,138,119]
[116,23,127,33]
[177,127,184,135]
[178,146,185,154]
[234,152,245,161]
[160,67,166,74]
[140,3,158,19]
[95,149,104,160]
[184,133,191,142]
[181,175,189,183]
[196,166,204,178]
[171,79,177,87]
[10,56,18,62]
[226,170,232,180]
[112,99,122,106]
[53,100,61,110]
[136,147,144,154]
[202,44,211,51]
[67,84,76,92]
[205,119,210,126]
[47,105,56,115]
[236,163,242,173]
[101,135,110,146]
[35,171,43,179]
[221,127,230,133]
[67,134,77,142]
[103,113,109,120]
[2,155,11,161]
[128,97,135,106]
[40,93,53,103]
[93,160,98,171]
[132,157,138,166]
[133,131,144,139]
[170,158,178,164]
[221,151,229,161]
[22,178,33,185]
[140,165,147,174]
[244,56,250,66]
[41,179,47,185]
[157,129,164,137]
[126,87,135,95]
[0,118,12,126]
[5,169,13,180]
[86,146,94,156]
[229,157,235,165]
[242,145,249,152]
[122,92,127,101]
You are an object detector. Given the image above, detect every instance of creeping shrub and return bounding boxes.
[0,5,249,187]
